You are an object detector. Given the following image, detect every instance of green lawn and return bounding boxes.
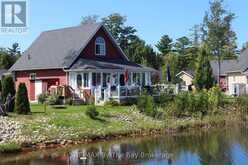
[4,103,233,148]
[8,104,164,144]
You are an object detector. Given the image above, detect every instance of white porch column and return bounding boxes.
[145,72,149,85]
[89,72,92,89]
[117,72,120,86]
[131,72,133,86]
[69,72,77,90]
[117,84,120,99]
[100,72,103,87]
[148,72,151,86]
[110,73,113,86]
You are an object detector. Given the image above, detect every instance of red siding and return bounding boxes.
[80,27,125,60]
[15,69,66,101]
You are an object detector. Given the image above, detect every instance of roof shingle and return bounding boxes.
[10,23,102,71]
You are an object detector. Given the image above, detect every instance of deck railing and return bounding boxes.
[151,84,179,95]
[94,84,181,104]
[95,85,142,103]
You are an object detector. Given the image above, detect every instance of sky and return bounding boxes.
[0,0,248,52]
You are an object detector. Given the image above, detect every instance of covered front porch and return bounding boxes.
[68,70,152,104]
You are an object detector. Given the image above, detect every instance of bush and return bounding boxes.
[137,95,156,117]
[120,98,138,106]
[154,93,174,106]
[172,92,189,117]
[104,99,119,106]
[15,83,30,115]
[65,98,73,105]
[46,93,60,105]
[235,96,248,115]
[194,91,209,116]
[207,86,224,109]
[2,76,15,112]
[169,91,209,118]
[85,105,99,119]
[38,93,48,104]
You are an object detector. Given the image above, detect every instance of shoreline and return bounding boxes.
[1,103,245,155]
[6,113,236,154]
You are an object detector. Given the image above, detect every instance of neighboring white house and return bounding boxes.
[176,70,194,91]
[176,49,248,96]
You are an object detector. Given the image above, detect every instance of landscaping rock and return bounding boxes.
[0,116,20,144]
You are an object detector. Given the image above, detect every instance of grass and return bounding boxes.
[0,143,22,153]
[2,103,236,151]
[7,104,164,144]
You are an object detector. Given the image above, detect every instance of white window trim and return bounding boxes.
[95,37,106,56]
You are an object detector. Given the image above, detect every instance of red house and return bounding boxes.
[10,22,156,104]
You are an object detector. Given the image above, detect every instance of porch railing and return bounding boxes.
[94,84,181,104]
[95,85,142,103]
[151,84,179,95]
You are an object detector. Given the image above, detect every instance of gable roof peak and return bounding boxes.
[10,23,103,71]
[9,22,131,72]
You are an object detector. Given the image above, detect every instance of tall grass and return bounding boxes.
[0,143,22,153]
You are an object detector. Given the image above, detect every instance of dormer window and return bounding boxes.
[95,37,106,56]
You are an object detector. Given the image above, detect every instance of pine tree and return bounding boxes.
[2,76,15,112]
[193,46,214,90]
[201,0,237,84]
[15,83,30,115]
[156,35,173,56]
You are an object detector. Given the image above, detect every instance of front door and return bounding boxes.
[35,80,42,100]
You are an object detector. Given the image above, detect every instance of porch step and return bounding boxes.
[72,99,85,105]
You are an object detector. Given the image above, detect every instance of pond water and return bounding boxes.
[2,125,248,165]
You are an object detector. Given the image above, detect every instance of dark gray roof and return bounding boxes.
[238,48,248,72]
[69,58,157,72]
[210,48,248,76]
[10,23,103,71]
[210,60,239,77]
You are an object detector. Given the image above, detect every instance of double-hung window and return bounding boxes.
[76,74,82,88]
[95,37,106,56]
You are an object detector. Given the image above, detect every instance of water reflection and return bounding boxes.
[2,125,248,165]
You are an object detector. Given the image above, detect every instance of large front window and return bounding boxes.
[92,73,101,86]
[103,73,111,88]
[83,73,89,88]
[76,74,82,88]
[133,73,141,85]
[112,73,118,86]
[95,37,106,56]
